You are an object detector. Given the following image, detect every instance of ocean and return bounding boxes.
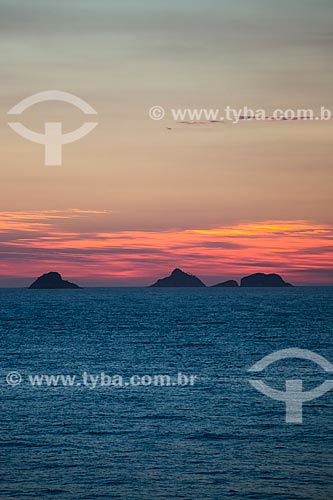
[1,287,333,500]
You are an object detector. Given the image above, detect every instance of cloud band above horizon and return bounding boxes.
[0,210,332,286]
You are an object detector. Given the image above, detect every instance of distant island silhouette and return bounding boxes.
[212,280,239,288]
[151,269,293,287]
[150,268,206,287]
[240,273,292,287]
[29,272,80,289]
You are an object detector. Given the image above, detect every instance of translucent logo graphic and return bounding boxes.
[248,348,333,424]
[7,90,98,166]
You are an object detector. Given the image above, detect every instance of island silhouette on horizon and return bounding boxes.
[28,269,294,289]
[150,268,206,287]
[29,272,80,289]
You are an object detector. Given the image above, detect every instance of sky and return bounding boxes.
[0,0,332,286]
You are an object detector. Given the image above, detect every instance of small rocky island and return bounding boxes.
[150,268,206,287]
[240,273,293,287]
[29,272,80,289]
[212,280,239,287]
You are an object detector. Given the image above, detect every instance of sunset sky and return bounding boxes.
[0,0,332,286]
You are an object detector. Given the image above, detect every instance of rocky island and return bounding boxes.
[240,273,293,287]
[29,272,81,289]
[212,280,239,287]
[150,268,206,287]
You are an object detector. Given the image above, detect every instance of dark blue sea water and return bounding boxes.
[1,287,333,500]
